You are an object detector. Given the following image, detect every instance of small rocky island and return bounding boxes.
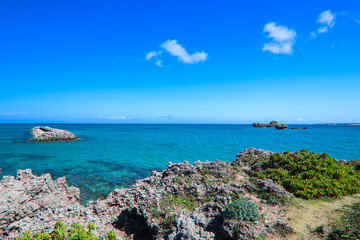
[274,124,288,130]
[28,126,79,142]
[252,121,279,128]
[291,126,308,130]
[252,121,288,130]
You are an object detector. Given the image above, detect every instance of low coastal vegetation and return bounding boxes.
[16,221,116,240]
[223,198,259,221]
[329,202,360,239]
[3,148,360,240]
[251,150,360,199]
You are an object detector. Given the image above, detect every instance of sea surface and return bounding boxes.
[0,124,359,202]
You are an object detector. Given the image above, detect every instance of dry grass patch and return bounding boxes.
[275,196,360,240]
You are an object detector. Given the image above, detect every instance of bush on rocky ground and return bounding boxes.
[252,150,360,199]
[223,198,259,221]
[16,221,116,240]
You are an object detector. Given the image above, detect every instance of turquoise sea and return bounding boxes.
[0,124,359,202]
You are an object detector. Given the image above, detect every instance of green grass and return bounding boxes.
[328,201,360,239]
[257,192,289,205]
[167,194,198,211]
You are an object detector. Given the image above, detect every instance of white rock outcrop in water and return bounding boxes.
[29,126,78,142]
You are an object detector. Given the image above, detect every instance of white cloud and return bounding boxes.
[310,32,316,39]
[99,116,130,120]
[356,19,360,24]
[294,118,306,122]
[263,22,296,55]
[161,39,208,64]
[155,60,162,67]
[317,10,335,33]
[146,51,162,60]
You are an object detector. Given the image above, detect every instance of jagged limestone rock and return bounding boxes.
[28,126,78,142]
[1,149,292,239]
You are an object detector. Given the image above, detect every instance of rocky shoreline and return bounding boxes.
[0,149,296,239]
[2,148,357,239]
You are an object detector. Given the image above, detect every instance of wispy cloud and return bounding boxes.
[262,22,296,55]
[317,10,335,33]
[161,40,208,64]
[99,116,131,120]
[146,39,208,66]
[294,118,306,122]
[155,60,162,67]
[146,51,162,60]
[356,19,360,24]
[145,50,162,67]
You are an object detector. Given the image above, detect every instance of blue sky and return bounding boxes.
[1,0,360,123]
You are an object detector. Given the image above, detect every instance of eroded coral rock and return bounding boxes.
[0,169,109,239]
[1,148,292,239]
[28,126,78,142]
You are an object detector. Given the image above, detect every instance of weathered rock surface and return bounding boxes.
[0,149,292,239]
[291,126,308,130]
[28,126,78,142]
[252,121,279,128]
[275,124,288,130]
[0,169,111,238]
[232,148,272,167]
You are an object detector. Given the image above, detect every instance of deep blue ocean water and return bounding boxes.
[0,124,359,202]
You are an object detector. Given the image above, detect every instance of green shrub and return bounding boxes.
[328,202,360,239]
[149,203,164,218]
[223,198,259,221]
[160,214,175,229]
[223,176,231,184]
[201,170,211,179]
[16,221,116,240]
[261,150,360,199]
[257,193,289,205]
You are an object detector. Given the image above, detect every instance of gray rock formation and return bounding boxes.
[28,126,78,142]
[275,124,288,130]
[252,121,279,128]
[0,169,110,238]
[291,126,308,129]
[0,149,292,239]
[232,148,272,167]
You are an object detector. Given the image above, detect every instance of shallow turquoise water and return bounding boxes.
[0,124,359,201]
